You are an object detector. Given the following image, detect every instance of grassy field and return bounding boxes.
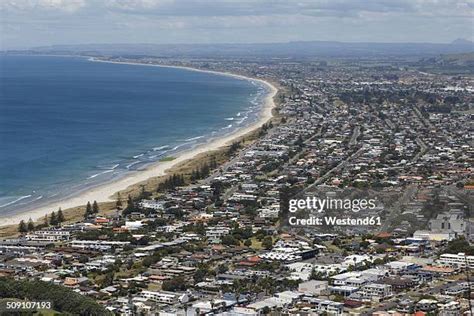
[159,156,176,162]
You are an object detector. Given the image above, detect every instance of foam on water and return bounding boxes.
[0,55,270,214]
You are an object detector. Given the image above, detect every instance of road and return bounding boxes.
[349,126,361,147]
[379,184,417,232]
[299,145,366,196]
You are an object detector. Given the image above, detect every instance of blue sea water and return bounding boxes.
[0,55,267,215]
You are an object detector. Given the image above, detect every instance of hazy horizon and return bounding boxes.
[20,38,474,49]
[1,0,473,50]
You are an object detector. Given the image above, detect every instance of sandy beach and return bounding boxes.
[1,60,278,227]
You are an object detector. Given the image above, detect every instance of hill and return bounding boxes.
[6,40,474,58]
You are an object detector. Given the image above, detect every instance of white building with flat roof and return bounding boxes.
[26,230,70,242]
[359,283,393,301]
[206,226,230,239]
[139,200,164,210]
[70,240,129,251]
[438,253,474,269]
[140,291,181,304]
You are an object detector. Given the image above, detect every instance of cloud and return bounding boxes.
[0,0,472,48]
[3,0,472,17]
[2,0,86,13]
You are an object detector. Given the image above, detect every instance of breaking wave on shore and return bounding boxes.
[0,55,271,217]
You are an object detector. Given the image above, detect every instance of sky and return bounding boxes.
[1,0,473,49]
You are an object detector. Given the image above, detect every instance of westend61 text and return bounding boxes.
[288,216,382,226]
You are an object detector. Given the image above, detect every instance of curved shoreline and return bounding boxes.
[1,59,278,227]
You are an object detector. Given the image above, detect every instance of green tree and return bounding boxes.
[194,264,211,283]
[57,208,65,223]
[445,237,474,255]
[217,264,228,274]
[50,211,58,226]
[92,201,99,214]
[27,218,35,231]
[162,276,187,292]
[116,192,123,209]
[123,195,135,215]
[0,277,111,315]
[99,272,114,288]
[18,220,28,233]
[84,201,92,218]
[262,306,271,314]
[244,239,252,247]
[78,255,89,263]
[262,236,273,249]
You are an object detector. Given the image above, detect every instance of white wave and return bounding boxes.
[126,161,141,169]
[237,115,249,124]
[88,169,114,179]
[236,112,241,117]
[171,143,187,151]
[0,195,32,208]
[133,153,144,159]
[222,124,233,129]
[224,117,234,121]
[153,145,169,151]
[111,164,120,170]
[185,135,204,142]
[148,155,158,159]
[34,195,43,201]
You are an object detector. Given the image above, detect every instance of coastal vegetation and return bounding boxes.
[84,200,100,219]
[0,277,110,315]
[159,156,176,162]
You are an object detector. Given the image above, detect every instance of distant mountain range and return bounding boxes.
[6,39,474,58]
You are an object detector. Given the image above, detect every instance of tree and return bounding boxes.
[162,276,187,292]
[228,141,241,155]
[262,236,273,250]
[99,272,114,288]
[217,264,228,274]
[43,215,49,227]
[84,201,92,218]
[262,306,271,315]
[92,201,99,214]
[57,208,65,223]
[194,268,208,283]
[221,235,239,246]
[124,195,135,214]
[78,255,89,263]
[27,218,35,231]
[138,185,152,199]
[445,237,474,255]
[50,211,58,226]
[18,220,28,233]
[0,278,111,315]
[244,239,252,247]
[116,193,123,209]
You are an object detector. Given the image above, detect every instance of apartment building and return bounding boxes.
[26,230,70,242]
[438,252,474,269]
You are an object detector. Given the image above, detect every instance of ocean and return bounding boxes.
[0,55,267,215]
